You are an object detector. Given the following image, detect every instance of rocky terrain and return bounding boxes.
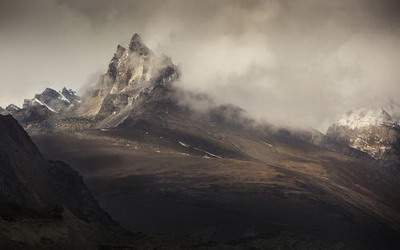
[2,33,400,249]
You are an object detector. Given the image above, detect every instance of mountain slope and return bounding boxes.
[34,113,400,249]
[0,114,136,249]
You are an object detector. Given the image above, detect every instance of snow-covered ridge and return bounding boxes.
[336,108,396,129]
[32,98,56,112]
[56,90,70,103]
[5,104,21,113]
[328,100,400,160]
[335,101,400,130]
[23,87,80,113]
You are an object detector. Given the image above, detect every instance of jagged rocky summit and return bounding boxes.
[23,87,80,113]
[5,104,21,113]
[78,33,179,127]
[3,87,80,131]
[327,101,400,161]
[0,106,6,115]
[4,87,79,116]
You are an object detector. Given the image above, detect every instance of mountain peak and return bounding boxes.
[128,33,150,55]
[20,87,79,115]
[336,107,395,130]
[79,33,179,123]
[0,106,6,115]
[116,44,126,56]
[6,104,21,113]
[130,33,142,44]
[327,104,400,160]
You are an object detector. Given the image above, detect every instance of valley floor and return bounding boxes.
[33,130,400,249]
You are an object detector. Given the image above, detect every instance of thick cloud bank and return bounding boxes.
[1,0,400,130]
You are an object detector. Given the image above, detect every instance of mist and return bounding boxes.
[1,0,400,130]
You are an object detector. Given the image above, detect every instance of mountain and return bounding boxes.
[2,33,400,248]
[0,107,6,115]
[61,87,81,104]
[4,87,81,132]
[5,104,21,114]
[327,102,400,161]
[27,33,400,248]
[23,87,80,113]
[77,34,259,158]
[0,114,137,249]
[79,33,179,129]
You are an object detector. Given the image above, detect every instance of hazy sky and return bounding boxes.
[1,0,400,130]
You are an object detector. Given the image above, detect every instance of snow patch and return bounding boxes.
[178,141,222,159]
[33,98,57,113]
[263,141,273,147]
[178,141,190,148]
[56,90,71,103]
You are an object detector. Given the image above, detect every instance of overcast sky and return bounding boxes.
[1,0,400,130]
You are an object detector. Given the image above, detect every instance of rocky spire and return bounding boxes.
[80,32,179,120]
[115,44,126,58]
[107,45,127,79]
[128,33,150,55]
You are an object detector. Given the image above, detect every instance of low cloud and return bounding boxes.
[1,0,400,130]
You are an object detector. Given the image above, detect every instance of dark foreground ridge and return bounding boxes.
[0,114,139,249]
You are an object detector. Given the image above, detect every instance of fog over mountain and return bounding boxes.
[1,0,400,130]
